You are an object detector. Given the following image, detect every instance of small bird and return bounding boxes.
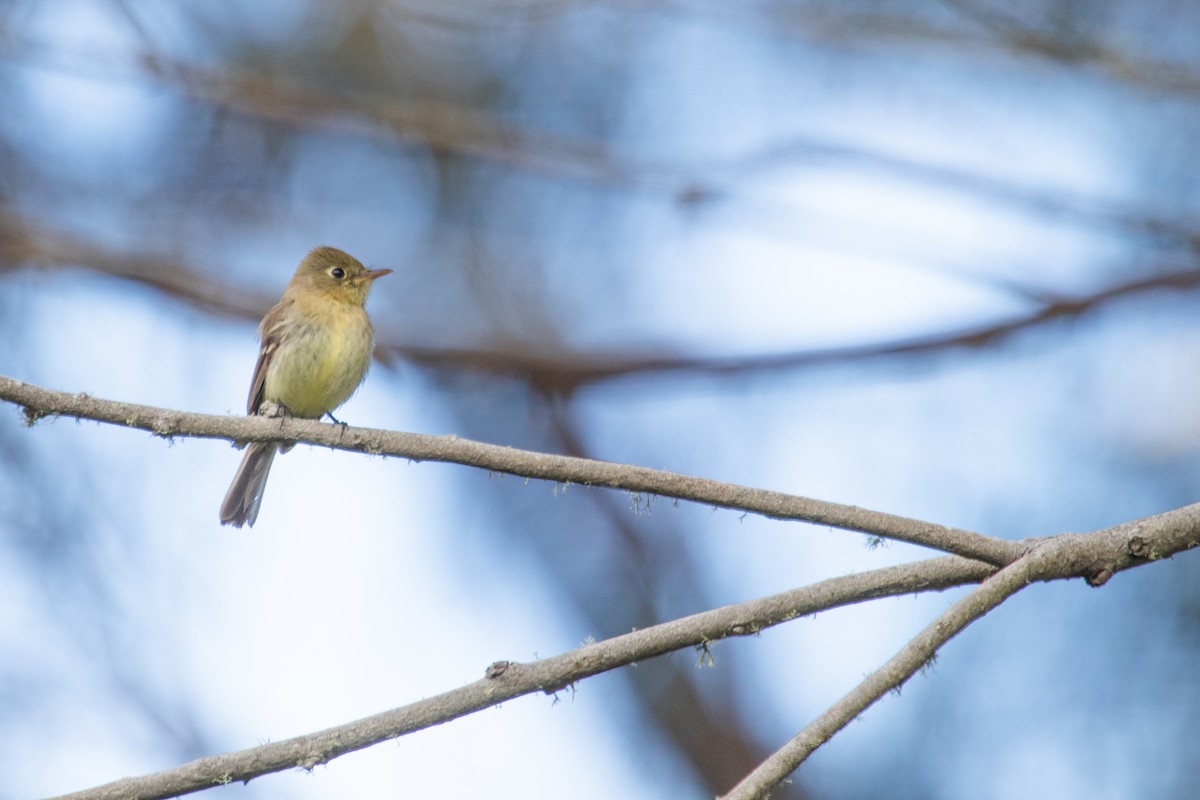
[219,246,392,527]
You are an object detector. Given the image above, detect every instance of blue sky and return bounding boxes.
[3,3,1200,799]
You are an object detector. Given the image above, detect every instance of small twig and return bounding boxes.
[0,375,1022,564]
[722,558,1035,799]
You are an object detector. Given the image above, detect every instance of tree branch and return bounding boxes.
[0,374,1021,565]
[721,505,1200,799]
[46,555,996,800]
[723,553,1037,799]
[44,498,1200,800]
[395,266,1200,393]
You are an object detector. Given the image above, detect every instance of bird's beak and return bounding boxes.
[360,268,394,282]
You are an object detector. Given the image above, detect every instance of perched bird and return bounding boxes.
[219,246,392,527]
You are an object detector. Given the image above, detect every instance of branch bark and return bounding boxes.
[722,507,1200,799]
[0,374,1021,564]
[7,374,1198,799]
[46,555,996,800]
[722,549,1036,799]
[42,500,1200,800]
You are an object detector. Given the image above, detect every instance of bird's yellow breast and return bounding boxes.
[262,295,375,419]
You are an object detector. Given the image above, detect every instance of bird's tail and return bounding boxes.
[219,443,277,528]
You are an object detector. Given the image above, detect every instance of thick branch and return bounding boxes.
[47,555,996,800]
[0,375,1021,564]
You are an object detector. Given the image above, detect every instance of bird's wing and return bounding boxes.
[247,299,291,414]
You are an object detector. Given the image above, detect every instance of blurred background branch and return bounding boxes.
[4,1,1200,799]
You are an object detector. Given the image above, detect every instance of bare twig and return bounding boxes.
[0,375,1019,564]
[393,266,1200,392]
[44,500,1200,800]
[721,507,1200,799]
[46,555,996,800]
[9,32,1200,233]
[7,372,1197,800]
[679,1,1200,99]
[5,213,1199,394]
[934,0,1200,96]
[723,554,1035,799]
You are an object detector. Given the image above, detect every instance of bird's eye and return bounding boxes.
[330,267,346,280]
